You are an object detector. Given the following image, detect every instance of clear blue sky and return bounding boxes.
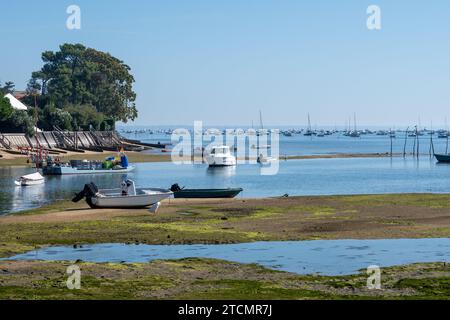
[1,0,450,128]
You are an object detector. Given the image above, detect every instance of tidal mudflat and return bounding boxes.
[0,194,449,299]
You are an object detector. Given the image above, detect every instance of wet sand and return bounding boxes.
[1,194,450,245]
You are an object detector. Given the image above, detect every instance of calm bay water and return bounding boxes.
[1,156,450,215]
[5,238,450,275]
[122,129,450,156]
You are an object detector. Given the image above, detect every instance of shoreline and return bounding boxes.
[0,151,401,167]
[0,193,449,299]
[0,150,171,167]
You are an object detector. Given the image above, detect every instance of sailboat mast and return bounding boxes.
[259,110,264,130]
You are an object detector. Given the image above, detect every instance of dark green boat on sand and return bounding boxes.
[170,184,243,198]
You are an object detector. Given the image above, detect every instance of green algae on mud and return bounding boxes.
[1,194,450,299]
[0,259,449,300]
[2,193,450,258]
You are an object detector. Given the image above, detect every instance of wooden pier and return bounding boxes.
[0,130,156,155]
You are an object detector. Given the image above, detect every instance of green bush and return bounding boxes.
[0,97,35,136]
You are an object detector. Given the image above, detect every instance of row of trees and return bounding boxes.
[1,43,137,135]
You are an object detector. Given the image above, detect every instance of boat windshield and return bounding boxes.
[212,147,228,154]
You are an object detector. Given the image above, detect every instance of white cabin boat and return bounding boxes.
[205,146,236,167]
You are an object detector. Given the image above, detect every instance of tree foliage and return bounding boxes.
[33,104,72,131]
[30,43,137,124]
[0,96,14,119]
[0,81,15,95]
[0,95,35,136]
[64,104,106,131]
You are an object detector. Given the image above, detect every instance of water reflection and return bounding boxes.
[12,182,46,212]
[206,166,236,177]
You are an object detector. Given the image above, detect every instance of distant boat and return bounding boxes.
[170,184,242,198]
[388,129,396,138]
[304,113,313,136]
[15,172,44,186]
[251,144,271,150]
[257,154,278,164]
[434,154,450,163]
[43,153,134,175]
[349,113,360,138]
[205,146,236,167]
[43,163,135,175]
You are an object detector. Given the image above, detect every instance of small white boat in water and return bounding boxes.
[251,144,271,150]
[14,172,45,186]
[72,180,173,209]
[205,146,236,167]
[257,154,278,164]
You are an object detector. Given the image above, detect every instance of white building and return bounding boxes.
[4,93,29,110]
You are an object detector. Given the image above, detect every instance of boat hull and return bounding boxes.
[86,188,172,208]
[173,188,243,199]
[43,165,135,175]
[205,156,236,167]
[15,179,44,186]
[435,154,450,163]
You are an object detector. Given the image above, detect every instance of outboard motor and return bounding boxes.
[170,183,183,192]
[72,182,99,203]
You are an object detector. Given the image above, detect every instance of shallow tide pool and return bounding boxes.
[5,238,450,276]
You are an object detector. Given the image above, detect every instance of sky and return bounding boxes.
[1,0,450,128]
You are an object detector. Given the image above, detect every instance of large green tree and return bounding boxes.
[30,43,138,123]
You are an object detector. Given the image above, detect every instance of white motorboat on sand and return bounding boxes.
[72,180,173,209]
